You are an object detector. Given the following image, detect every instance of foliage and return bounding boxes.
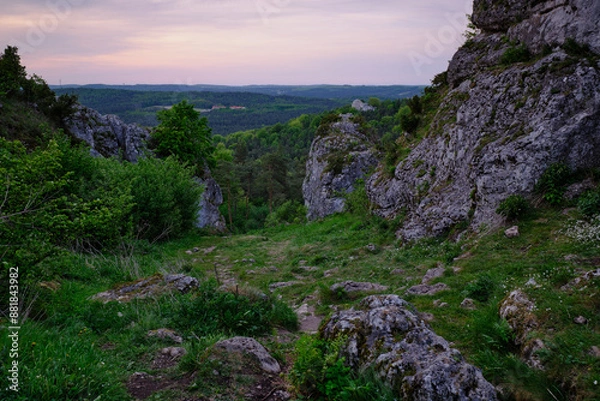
[290,335,396,401]
[464,273,497,303]
[500,43,531,65]
[496,194,530,220]
[265,200,307,227]
[0,46,77,128]
[0,134,202,283]
[577,189,600,217]
[535,163,572,205]
[150,100,214,174]
[173,279,298,336]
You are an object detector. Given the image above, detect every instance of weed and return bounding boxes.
[497,194,530,220]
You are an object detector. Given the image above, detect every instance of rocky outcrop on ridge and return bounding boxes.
[321,295,498,400]
[367,0,600,240]
[195,176,227,232]
[65,105,150,162]
[302,114,378,220]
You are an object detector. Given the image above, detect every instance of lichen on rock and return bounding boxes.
[321,294,498,400]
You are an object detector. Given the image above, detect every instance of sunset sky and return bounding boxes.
[1,0,472,86]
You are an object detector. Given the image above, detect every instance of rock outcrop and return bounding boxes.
[195,176,227,233]
[367,0,600,240]
[65,105,150,162]
[65,104,228,232]
[303,114,378,220]
[322,295,498,400]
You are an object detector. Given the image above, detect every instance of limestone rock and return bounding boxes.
[65,105,149,162]
[422,266,446,284]
[147,328,183,344]
[367,1,600,241]
[214,337,281,374]
[499,290,545,369]
[91,273,199,303]
[561,268,600,291]
[460,298,477,310]
[303,114,378,220]
[351,99,375,112]
[406,282,449,296]
[195,176,227,233]
[321,295,498,400]
[330,281,389,293]
[505,226,520,238]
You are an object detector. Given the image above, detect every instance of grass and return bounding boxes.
[1,204,599,400]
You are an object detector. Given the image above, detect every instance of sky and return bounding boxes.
[1,0,473,86]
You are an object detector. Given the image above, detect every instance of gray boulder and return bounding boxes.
[321,295,498,400]
[303,114,378,220]
[214,337,281,374]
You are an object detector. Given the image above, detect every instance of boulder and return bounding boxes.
[214,337,281,374]
[330,281,388,293]
[91,273,199,303]
[321,295,498,400]
[195,176,227,232]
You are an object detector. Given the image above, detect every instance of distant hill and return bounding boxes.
[52,84,425,101]
[53,85,423,135]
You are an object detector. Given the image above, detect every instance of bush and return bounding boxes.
[265,200,307,227]
[577,190,600,217]
[501,44,531,65]
[497,195,530,220]
[465,273,497,303]
[536,163,572,205]
[290,335,395,401]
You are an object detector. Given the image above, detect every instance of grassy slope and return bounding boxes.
[1,207,599,400]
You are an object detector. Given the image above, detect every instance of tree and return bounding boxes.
[150,100,214,175]
[0,46,27,98]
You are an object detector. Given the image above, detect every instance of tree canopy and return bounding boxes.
[150,100,214,175]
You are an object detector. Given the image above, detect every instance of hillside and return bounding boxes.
[2,0,600,399]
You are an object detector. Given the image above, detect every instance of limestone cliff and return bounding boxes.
[367,0,600,240]
[65,105,150,162]
[302,114,378,220]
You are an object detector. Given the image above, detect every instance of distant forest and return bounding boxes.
[54,85,424,135]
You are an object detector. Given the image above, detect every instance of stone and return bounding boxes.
[365,0,600,241]
[460,298,477,310]
[422,266,445,284]
[406,283,449,296]
[351,99,375,112]
[330,281,389,293]
[64,105,149,162]
[160,346,187,358]
[148,328,183,344]
[564,178,596,200]
[303,113,378,220]
[390,269,405,275]
[269,281,302,292]
[91,273,199,302]
[589,346,600,358]
[574,316,588,325]
[195,176,227,233]
[214,337,280,374]
[321,295,498,400]
[499,290,545,369]
[561,269,600,291]
[365,243,378,253]
[505,226,520,238]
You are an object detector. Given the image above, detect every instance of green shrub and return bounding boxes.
[465,273,497,303]
[290,335,396,401]
[536,163,572,205]
[501,44,531,65]
[496,195,530,220]
[265,200,307,227]
[577,190,600,217]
